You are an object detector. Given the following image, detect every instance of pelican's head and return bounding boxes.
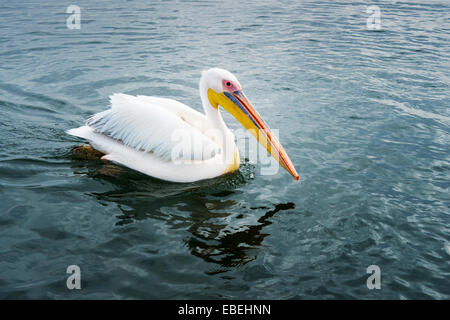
[200,68,299,181]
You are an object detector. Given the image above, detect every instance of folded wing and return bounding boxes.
[82,93,220,161]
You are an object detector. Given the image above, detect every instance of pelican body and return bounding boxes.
[67,68,299,183]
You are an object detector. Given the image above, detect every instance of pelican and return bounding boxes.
[67,68,299,183]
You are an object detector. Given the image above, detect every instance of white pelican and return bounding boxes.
[67,68,299,183]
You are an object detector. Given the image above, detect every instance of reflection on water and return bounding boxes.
[69,150,295,273]
[186,202,295,274]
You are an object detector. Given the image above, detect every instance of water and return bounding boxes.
[0,0,449,299]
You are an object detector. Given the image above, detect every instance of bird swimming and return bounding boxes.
[67,68,299,183]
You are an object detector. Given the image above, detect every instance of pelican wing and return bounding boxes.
[83,94,220,161]
[135,95,213,133]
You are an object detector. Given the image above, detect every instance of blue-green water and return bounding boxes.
[0,0,449,299]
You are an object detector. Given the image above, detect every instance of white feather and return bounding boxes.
[83,93,220,161]
[67,126,228,183]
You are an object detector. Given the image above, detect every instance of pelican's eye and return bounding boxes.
[222,79,239,92]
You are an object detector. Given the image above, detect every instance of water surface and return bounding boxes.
[0,0,449,299]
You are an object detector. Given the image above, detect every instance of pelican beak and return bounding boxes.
[208,89,299,181]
